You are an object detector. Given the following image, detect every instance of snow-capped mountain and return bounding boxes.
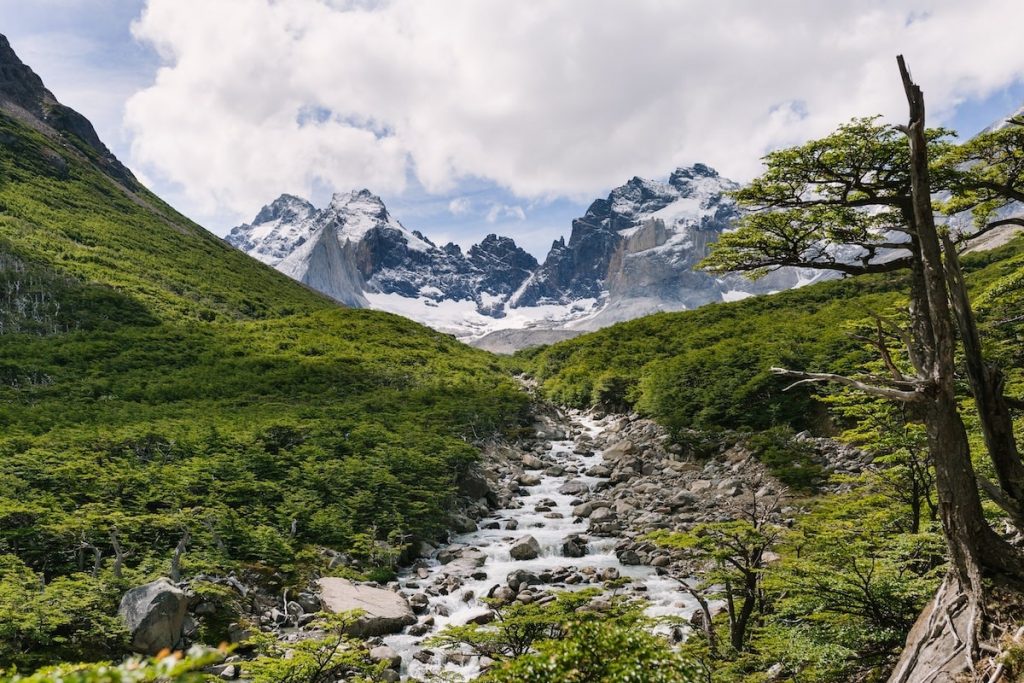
[226,189,539,323]
[227,166,821,347]
[506,164,819,331]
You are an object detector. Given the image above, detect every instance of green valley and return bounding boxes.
[3,19,1024,683]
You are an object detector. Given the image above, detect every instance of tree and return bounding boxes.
[428,590,629,661]
[480,619,698,683]
[649,487,784,653]
[700,55,1024,667]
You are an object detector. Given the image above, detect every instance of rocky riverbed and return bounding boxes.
[370,406,871,679]
[379,410,703,679]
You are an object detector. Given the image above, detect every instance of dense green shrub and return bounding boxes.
[0,110,530,670]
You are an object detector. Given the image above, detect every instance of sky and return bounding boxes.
[2,1,1024,259]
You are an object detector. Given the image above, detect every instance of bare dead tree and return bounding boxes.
[170,528,190,582]
[109,527,125,580]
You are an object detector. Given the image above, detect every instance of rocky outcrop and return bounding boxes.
[0,34,137,188]
[117,578,190,655]
[317,577,416,637]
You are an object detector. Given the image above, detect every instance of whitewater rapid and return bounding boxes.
[382,413,700,679]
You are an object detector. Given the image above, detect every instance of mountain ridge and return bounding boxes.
[228,164,815,346]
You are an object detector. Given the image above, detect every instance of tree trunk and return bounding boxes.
[941,233,1024,526]
[897,55,1024,593]
[731,573,757,651]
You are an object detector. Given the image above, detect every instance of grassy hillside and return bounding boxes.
[0,110,528,668]
[520,239,1024,436]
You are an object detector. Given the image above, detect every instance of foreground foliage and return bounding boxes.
[429,591,699,682]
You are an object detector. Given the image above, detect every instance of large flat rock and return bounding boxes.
[317,577,415,637]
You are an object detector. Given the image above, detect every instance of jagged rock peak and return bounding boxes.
[469,234,539,269]
[329,188,388,215]
[253,194,316,225]
[670,163,719,181]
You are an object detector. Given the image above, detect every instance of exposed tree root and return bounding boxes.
[888,576,1024,682]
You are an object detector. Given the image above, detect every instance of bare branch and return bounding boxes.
[977,475,1024,530]
[771,367,928,402]
[955,217,1024,252]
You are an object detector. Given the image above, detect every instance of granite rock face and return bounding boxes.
[117,578,190,655]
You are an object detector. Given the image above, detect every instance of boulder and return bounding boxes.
[518,473,542,487]
[506,569,541,592]
[118,578,189,655]
[521,453,545,469]
[317,578,415,637]
[573,502,594,518]
[602,439,635,461]
[509,535,541,560]
[370,645,402,670]
[458,467,491,500]
[557,480,589,496]
[409,593,430,613]
[449,513,479,534]
[669,490,698,510]
[562,535,588,558]
[616,548,642,565]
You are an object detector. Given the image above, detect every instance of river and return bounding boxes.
[382,411,700,680]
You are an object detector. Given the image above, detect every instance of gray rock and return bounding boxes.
[521,453,545,469]
[558,480,589,496]
[370,645,402,670]
[518,473,542,487]
[509,535,541,560]
[449,513,478,533]
[670,490,698,509]
[317,578,415,637]
[616,549,642,565]
[465,610,495,625]
[506,569,541,592]
[459,467,491,500]
[118,578,189,655]
[573,502,594,518]
[409,593,430,613]
[562,535,589,558]
[296,592,322,613]
[602,439,635,461]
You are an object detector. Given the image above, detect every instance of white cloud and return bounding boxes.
[124,0,1024,224]
[447,197,472,216]
[485,203,526,223]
